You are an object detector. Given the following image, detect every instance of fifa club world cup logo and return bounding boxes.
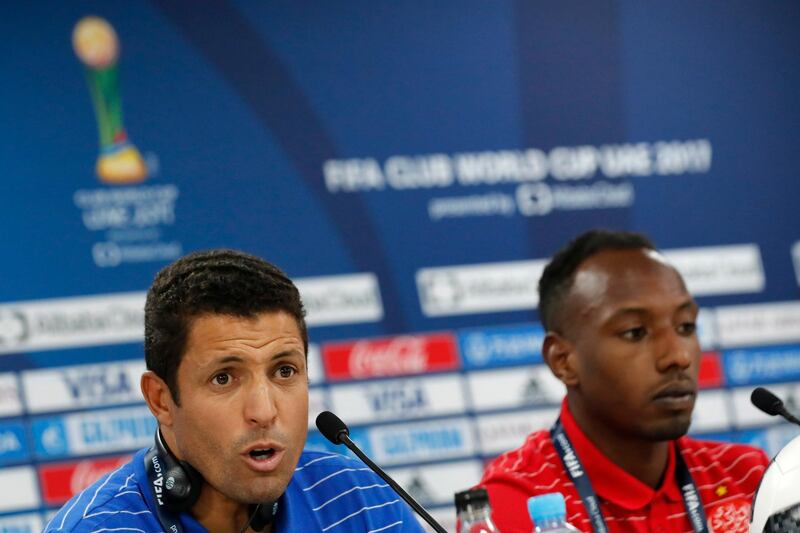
[72,16,147,184]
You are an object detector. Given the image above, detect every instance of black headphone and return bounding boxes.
[144,429,279,531]
[145,428,204,513]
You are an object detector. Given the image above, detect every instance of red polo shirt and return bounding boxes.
[480,402,769,533]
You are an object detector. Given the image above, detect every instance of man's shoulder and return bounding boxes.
[679,436,770,492]
[43,450,157,533]
[291,449,368,481]
[291,449,385,492]
[289,449,424,532]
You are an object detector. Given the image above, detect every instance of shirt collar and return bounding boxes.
[558,400,683,509]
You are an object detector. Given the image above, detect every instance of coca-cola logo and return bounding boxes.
[349,336,429,378]
[324,332,459,381]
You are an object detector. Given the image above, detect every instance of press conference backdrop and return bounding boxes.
[1,1,800,530]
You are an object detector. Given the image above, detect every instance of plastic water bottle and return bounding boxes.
[528,493,579,532]
[455,488,499,533]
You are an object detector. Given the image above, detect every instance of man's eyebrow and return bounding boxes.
[208,350,304,366]
[272,349,304,360]
[208,355,245,366]
[607,307,649,320]
[607,299,698,320]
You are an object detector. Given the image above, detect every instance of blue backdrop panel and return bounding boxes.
[0,1,799,528]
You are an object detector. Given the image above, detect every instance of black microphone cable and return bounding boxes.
[238,503,261,533]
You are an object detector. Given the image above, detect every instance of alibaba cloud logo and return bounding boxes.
[0,309,28,347]
[73,16,147,184]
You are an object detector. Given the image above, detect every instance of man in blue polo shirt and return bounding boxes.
[45,249,423,533]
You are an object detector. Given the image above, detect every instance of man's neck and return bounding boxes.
[567,397,670,489]
[192,487,272,533]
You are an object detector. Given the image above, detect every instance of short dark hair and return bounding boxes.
[538,229,656,332]
[144,249,307,404]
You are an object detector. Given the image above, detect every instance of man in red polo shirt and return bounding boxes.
[479,230,769,533]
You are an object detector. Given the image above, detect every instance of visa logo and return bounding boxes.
[366,385,427,414]
[63,368,133,400]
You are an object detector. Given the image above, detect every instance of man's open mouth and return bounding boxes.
[248,448,276,461]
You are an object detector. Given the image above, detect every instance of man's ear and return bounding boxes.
[141,371,176,427]
[542,332,579,387]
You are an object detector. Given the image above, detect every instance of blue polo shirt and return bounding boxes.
[44,448,426,532]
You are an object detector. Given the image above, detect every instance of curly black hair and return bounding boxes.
[144,249,307,404]
[538,229,655,333]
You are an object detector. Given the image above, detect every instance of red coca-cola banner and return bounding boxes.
[39,454,132,505]
[323,332,460,381]
[698,351,724,389]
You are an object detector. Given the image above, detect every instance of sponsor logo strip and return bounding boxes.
[0,373,22,418]
[698,352,724,389]
[730,384,800,429]
[386,459,484,507]
[664,244,765,297]
[22,360,145,414]
[307,343,324,385]
[330,374,466,425]
[467,366,564,412]
[32,406,156,459]
[716,301,800,348]
[690,390,731,433]
[416,259,546,317]
[38,454,131,506]
[424,508,458,533]
[476,408,559,456]
[0,420,30,466]
[0,512,42,532]
[307,388,328,430]
[0,466,39,512]
[696,308,717,350]
[0,292,145,355]
[366,417,475,466]
[733,425,800,459]
[323,332,459,381]
[305,428,373,460]
[723,345,800,386]
[296,273,383,327]
[458,323,544,369]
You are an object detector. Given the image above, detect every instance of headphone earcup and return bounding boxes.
[152,429,203,513]
[161,461,203,512]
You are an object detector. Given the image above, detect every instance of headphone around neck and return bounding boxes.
[144,429,279,531]
[149,428,204,512]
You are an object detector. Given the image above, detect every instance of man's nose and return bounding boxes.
[656,329,695,372]
[243,377,278,427]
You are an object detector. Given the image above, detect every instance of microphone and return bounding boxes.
[751,387,800,426]
[315,411,448,533]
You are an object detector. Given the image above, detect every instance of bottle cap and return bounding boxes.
[528,493,567,523]
[455,488,489,511]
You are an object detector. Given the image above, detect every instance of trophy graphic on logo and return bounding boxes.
[72,16,147,184]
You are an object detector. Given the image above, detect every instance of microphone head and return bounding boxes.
[315,411,349,445]
[751,386,784,416]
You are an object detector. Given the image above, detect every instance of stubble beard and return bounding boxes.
[641,413,693,442]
